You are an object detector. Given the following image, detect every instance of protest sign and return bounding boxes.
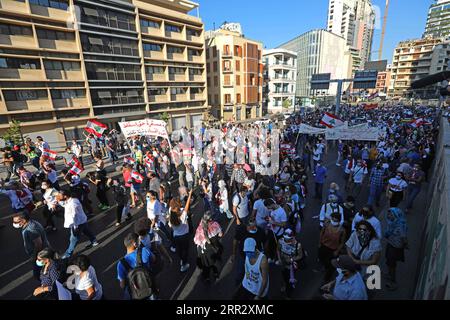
[118,119,169,139]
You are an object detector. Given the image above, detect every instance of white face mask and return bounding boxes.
[336,267,343,275]
[331,220,339,227]
[13,223,21,229]
[41,185,49,190]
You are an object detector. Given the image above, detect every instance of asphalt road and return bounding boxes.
[0,145,429,300]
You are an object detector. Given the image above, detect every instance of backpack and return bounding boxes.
[120,248,152,300]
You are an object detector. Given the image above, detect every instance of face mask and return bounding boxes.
[248,228,257,234]
[13,223,21,229]
[336,267,343,275]
[396,175,401,179]
[36,260,45,267]
[58,201,66,207]
[41,185,48,190]
[331,220,339,227]
[357,229,371,246]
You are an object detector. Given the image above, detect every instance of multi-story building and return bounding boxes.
[278,29,353,103]
[327,0,375,71]
[0,0,207,147]
[388,37,447,98]
[205,23,264,122]
[262,49,297,114]
[424,0,450,39]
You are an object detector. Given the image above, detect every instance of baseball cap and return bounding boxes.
[283,228,294,240]
[331,255,360,272]
[71,175,80,185]
[243,238,257,253]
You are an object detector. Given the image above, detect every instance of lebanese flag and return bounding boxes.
[69,162,84,175]
[124,157,135,165]
[144,157,154,169]
[42,149,57,161]
[320,112,344,128]
[410,118,431,128]
[67,156,81,168]
[131,171,144,184]
[85,120,107,138]
[364,103,378,111]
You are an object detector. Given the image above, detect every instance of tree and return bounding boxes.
[282,98,292,109]
[159,112,170,123]
[1,120,24,146]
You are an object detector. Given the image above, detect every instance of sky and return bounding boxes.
[194,0,432,63]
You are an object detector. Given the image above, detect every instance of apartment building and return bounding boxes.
[278,29,352,102]
[388,37,445,98]
[424,0,450,39]
[0,0,206,146]
[205,23,263,122]
[262,49,297,114]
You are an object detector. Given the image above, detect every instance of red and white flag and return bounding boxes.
[410,118,431,128]
[144,157,154,169]
[320,112,344,128]
[131,171,144,184]
[85,120,107,138]
[69,162,84,175]
[42,149,57,161]
[67,156,81,168]
[124,157,135,165]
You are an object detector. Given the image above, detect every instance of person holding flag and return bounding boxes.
[86,171,110,211]
[85,119,107,138]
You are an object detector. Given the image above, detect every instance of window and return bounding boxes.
[170,88,186,95]
[236,75,240,85]
[223,60,231,71]
[224,94,231,104]
[189,68,202,75]
[37,29,75,41]
[224,75,231,86]
[188,49,201,56]
[168,67,185,74]
[147,66,164,74]
[207,78,210,86]
[234,45,241,57]
[214,76,218,86]
[236,93,241,103]
[140,19,160,29]
[165,24,182,33]
[149,88,166,95]
[223,45,230,55]
[51,89,85,99]
[214,94,219,104]
[3,90,48,101]
[187,29,200,37]
[167,46,184,54]
[0,58,41,69]
[143,43,163,52]
[236,60,240,71]
[206,49,210,59]
[213,48,217,57]
[213,62,218,72]
[44,60,80,71]
[29,0,69,10]
[0,23,33,36]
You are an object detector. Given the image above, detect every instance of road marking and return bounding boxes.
[0,259,30,278]
[0,271,32,297]
[169,273,190,300]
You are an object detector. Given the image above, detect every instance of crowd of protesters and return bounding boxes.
[0,102,443,300]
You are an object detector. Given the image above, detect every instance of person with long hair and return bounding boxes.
[194,212,223,283]
[32,248,60,300]
[168,189,193,273]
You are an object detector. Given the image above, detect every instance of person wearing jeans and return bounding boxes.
[57,190,98,258]
[367,163,386,207]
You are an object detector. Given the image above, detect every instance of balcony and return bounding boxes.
[169,74,186,81]
[52,97,87,109]
[147,73,166,82]
[223,81,233,88]
[30,4,70,22]
[167,52,185,61]
[0,69,44,80]
[190,93,204,101]
[188,55,203,63]
[144,50,165,60]
[149,94,168,103]
[45,70,84,81]
[0,0,28,14]
[189,74,203,82]
[0,34,36,49]
[186,34,202,44]
[222,52,232,58]
[38,39,77,52]
[170,94,188,102]
[6,99,52,112]
[141,26,163,37]
[165,30,184,41]
[222,68,233,74]
[224,100,234,106]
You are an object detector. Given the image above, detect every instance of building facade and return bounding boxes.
[424,0,450,39]
[205,24,263,122]
[388,37,447,98]
[0,0,207,147]
[262,49,297,114]
[278,29,352,102]
[327,0,375,71]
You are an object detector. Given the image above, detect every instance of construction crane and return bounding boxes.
[378,0,390,61]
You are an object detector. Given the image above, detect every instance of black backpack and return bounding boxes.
[120,248,152,300]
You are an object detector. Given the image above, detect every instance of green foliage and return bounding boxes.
[159,112,170,123]
[1,120,23,145]
[282,99,292,109]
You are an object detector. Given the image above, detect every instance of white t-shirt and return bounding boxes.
[170,210,189,237]
[352,214,383,239]
[253,199,270,228]
[74,266,103,300]
[233,193,249,219]
[388,177,408,192]
[270,206,287,236]
[147,199,165,224]
[351,165,368,184]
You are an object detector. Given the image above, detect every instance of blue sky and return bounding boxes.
[195,0,431,63]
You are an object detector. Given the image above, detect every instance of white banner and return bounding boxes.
[118,119,169,139]
[296,124,327,135]
[325,124,383,141]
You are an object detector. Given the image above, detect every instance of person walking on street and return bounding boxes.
[367,162,387,207]
[58,189,98,259]
[405,164,425,213]
[314,162,327,201]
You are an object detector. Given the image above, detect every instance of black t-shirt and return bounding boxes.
[3,152,13,167]
[343,206,357,222]
[234,225,266,256]
[11,151,21,163]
